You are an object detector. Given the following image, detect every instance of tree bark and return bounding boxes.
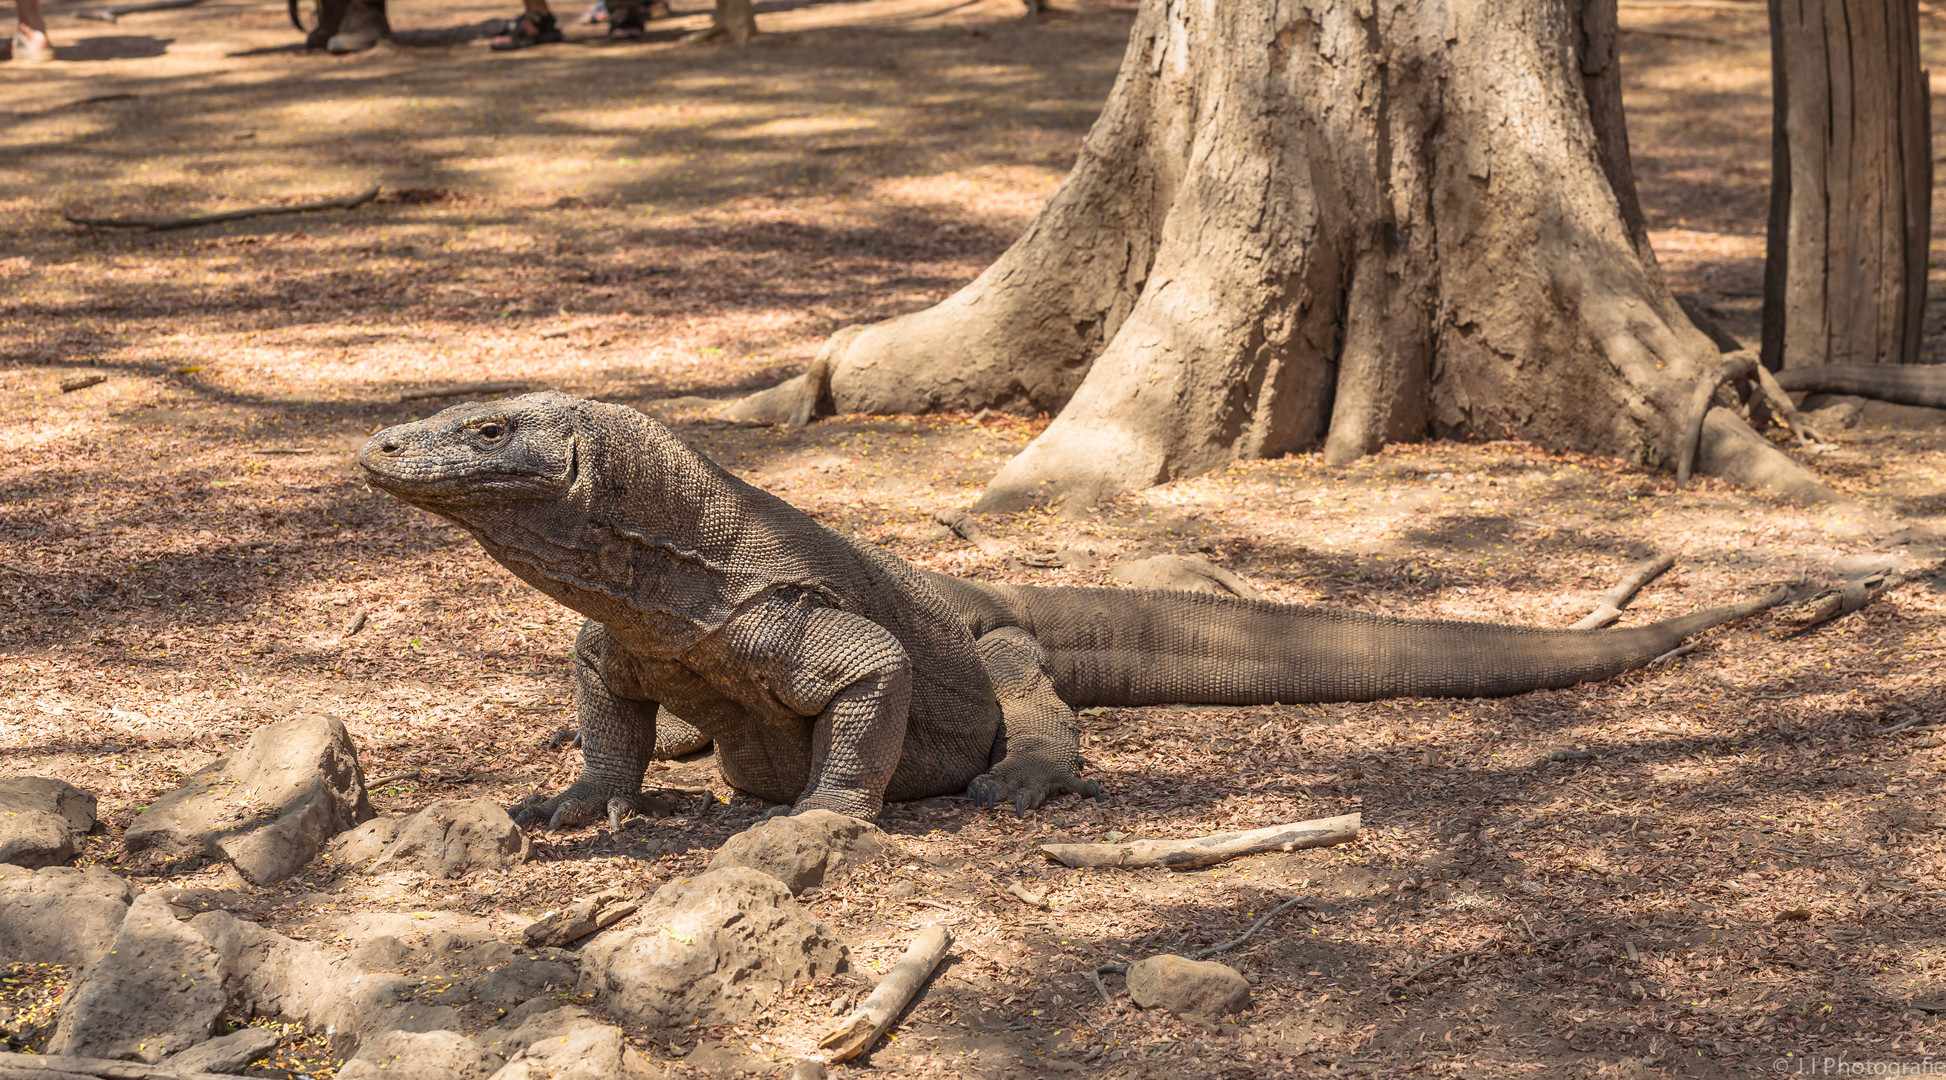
[775,0,1823,511]
[1762,0,1931,371]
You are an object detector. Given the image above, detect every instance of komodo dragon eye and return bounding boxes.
[476,421,508,442]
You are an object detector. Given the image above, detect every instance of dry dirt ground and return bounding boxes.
[3,1,1946,1077]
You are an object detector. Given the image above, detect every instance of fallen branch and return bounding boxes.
[60,373,109,392]
[1039,812,1360,870]
[397,380,528,402]
[1774,571,1903,633]
[1570,553,1675,630]
[817,922,953,1064]
[64,185,381,232]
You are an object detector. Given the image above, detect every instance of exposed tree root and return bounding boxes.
[1772,364,1946,409]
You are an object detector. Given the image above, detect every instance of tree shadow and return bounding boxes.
[50,34,174,59]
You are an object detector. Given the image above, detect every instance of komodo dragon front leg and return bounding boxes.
[514,620,670,831]
[968,626,1101,814]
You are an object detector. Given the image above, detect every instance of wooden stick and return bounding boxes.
[397,380,529,402]
[817,922,953,1064]
[64,185,381,232]
[1570,553,1675,630]
[76,0,209,21]
[1039,812,1360,870]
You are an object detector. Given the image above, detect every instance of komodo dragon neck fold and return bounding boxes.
[360,392,1788,824]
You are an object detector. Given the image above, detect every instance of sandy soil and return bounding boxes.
[3,1,1945,1077]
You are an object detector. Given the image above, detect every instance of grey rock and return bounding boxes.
[0,777,96,869]
[578,867,847,1028]
[705,810,889,895]
[325,816,400,870]
[478,1006,656,1080]
[522,888,640,948]
[335,1029,504,1080]
[348,935,411,972]
[355,799,531,879]
[190,910,460,1055]
[476,959,578,1005]
[0,810,79,869]
[161,1025,282,1073]
[0,863,137,968]
[46,893,227,1063]
[1124,954,1252,1020]
[124,714,375,885]
[0,776,97,832]
[1109,554,1261,599]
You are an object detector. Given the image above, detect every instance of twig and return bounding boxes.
[397,380,529,402]
[64,184,381,232]
[1187,894,1311,960]
[251,447,313,455]
[1646,643,1696,668]
[342,609,368,636]
[1039,812,1360,870]
[1873,716,1935,737]
[1006,881,1049,909]
[1570,553,1675,629]
[1397,930,1594,984]
[76,0,208,20]
[817,923,953,1063]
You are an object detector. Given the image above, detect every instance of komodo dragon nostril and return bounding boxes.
[380,442,401,454]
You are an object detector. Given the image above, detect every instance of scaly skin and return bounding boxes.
[358,392,1786,825]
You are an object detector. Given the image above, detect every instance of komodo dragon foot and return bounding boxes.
[968,765,1100,816]
[512,782,685,831]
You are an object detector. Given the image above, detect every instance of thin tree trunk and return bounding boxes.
[752,0,1830,511]
[1762,0,1931,370]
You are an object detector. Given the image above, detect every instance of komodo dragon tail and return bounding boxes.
[1771,364,1946,409]
[1008,586,1787,707]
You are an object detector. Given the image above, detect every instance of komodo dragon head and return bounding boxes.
[357,390,841,653]
[358,391,584,513]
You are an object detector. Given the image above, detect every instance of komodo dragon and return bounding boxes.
[357,391,1788,826]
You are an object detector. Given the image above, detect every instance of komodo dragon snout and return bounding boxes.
[359,391,1792,833]
[358,391,582,507]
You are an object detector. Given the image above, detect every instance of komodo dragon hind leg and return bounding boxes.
[513,622,661,831]
[969,626,1101,815]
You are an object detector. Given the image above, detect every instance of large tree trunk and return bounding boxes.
[766,0,1825,511]
[1762,0,1930,372]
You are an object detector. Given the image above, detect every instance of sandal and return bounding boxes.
[10,27,54,62]
[490,10,561,49]
[606,3,643,39]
